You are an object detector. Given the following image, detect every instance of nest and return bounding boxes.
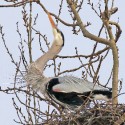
[43,103,125,125]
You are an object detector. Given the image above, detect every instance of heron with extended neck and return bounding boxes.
[25,12,112,109]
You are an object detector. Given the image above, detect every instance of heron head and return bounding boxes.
[47,12,64,46]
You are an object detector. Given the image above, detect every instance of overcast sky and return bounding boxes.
[0,1,125,125]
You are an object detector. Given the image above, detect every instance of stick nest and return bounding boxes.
[43,103,125,125]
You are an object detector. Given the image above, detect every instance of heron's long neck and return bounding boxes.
[34,42,62,74]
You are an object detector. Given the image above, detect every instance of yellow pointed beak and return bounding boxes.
[47,12,57,29]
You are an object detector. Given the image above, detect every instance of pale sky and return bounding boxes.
[0,1,125,125]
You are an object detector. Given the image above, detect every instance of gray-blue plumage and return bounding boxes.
[46,76,112,108]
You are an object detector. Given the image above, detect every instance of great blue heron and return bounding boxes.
[25,12,112,109]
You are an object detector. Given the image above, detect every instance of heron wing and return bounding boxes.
[52,76,109,93]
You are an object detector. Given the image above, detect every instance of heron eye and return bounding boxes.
[56,28,64,46]
[57,28,60,33]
